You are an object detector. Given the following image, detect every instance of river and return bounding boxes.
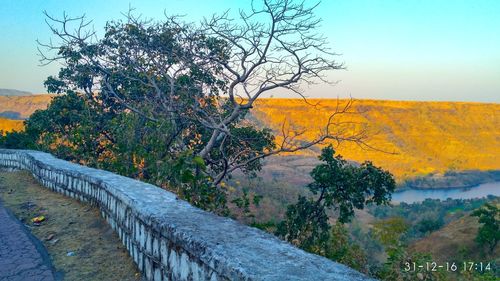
[392,181,500,203]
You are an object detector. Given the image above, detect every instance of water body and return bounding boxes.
[392,181,500,203]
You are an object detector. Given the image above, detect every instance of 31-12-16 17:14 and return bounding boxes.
[404,261,493,272]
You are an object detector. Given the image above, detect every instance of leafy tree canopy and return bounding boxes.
[276,145,395,251]
[471,203,500,252]
[37,0,355,188]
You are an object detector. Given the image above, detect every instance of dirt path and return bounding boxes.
[0,171,142,281]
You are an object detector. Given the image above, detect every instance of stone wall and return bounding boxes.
[0,149,373,281]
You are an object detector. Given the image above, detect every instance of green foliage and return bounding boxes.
[369,197,492,240]
[276,206,369,272]
[276,195,330,250]
[0,93,228,213]
[230,188,263,219]
[323,223,368,273]
[471,203,500,252]
[307,145,395,224]
[372,218,448,281]
[376,250,448,281]
[371,217,409,257]
[1,92,104,157]
[169,150,227,213]
[207,125,276,179]
[462,271,499,281]
[40,12,277,187]
[0,130,35,149]
[0,90,274,215]
[416,218,443,235]
[1,14,275,213]
[276,145,395,268]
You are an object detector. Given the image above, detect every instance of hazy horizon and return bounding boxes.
[1,0,499,102]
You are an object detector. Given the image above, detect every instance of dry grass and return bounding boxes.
[410,214,499,263]
[0,117,24,134]
[0,171,142,281]
[253,99,500,179]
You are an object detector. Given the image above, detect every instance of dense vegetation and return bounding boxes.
[0,98,398,272]
[369,197,494,241]
[3,96,500,183]
[471,203,500,253]
[1,92,233,212]
[2,0,379,218]
[0,0,396,268]
[1,1,498,280]
[275,145,395,270]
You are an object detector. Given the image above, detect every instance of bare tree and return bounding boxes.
[196,0,343,155]
[38,0,375,185]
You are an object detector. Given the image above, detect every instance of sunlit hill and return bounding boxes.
[1,95,499,180]
[252,98,500,179]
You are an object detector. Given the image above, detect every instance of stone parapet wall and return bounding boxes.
[0,149,373,281]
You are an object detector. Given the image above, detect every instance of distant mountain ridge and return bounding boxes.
[0,94,54,119]
[0,88,32,96]
[0,95,499,180]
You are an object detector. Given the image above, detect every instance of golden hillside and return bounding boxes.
[1,95,498,179]
[0,95,54,119]
[252,99,500,179]
[0,117,24,134]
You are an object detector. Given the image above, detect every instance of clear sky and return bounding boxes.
[0,0,499,102]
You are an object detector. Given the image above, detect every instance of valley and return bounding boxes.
[1,95,498,279]
[2,95,499,183]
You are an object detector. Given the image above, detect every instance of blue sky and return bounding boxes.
[0,0,499,102]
